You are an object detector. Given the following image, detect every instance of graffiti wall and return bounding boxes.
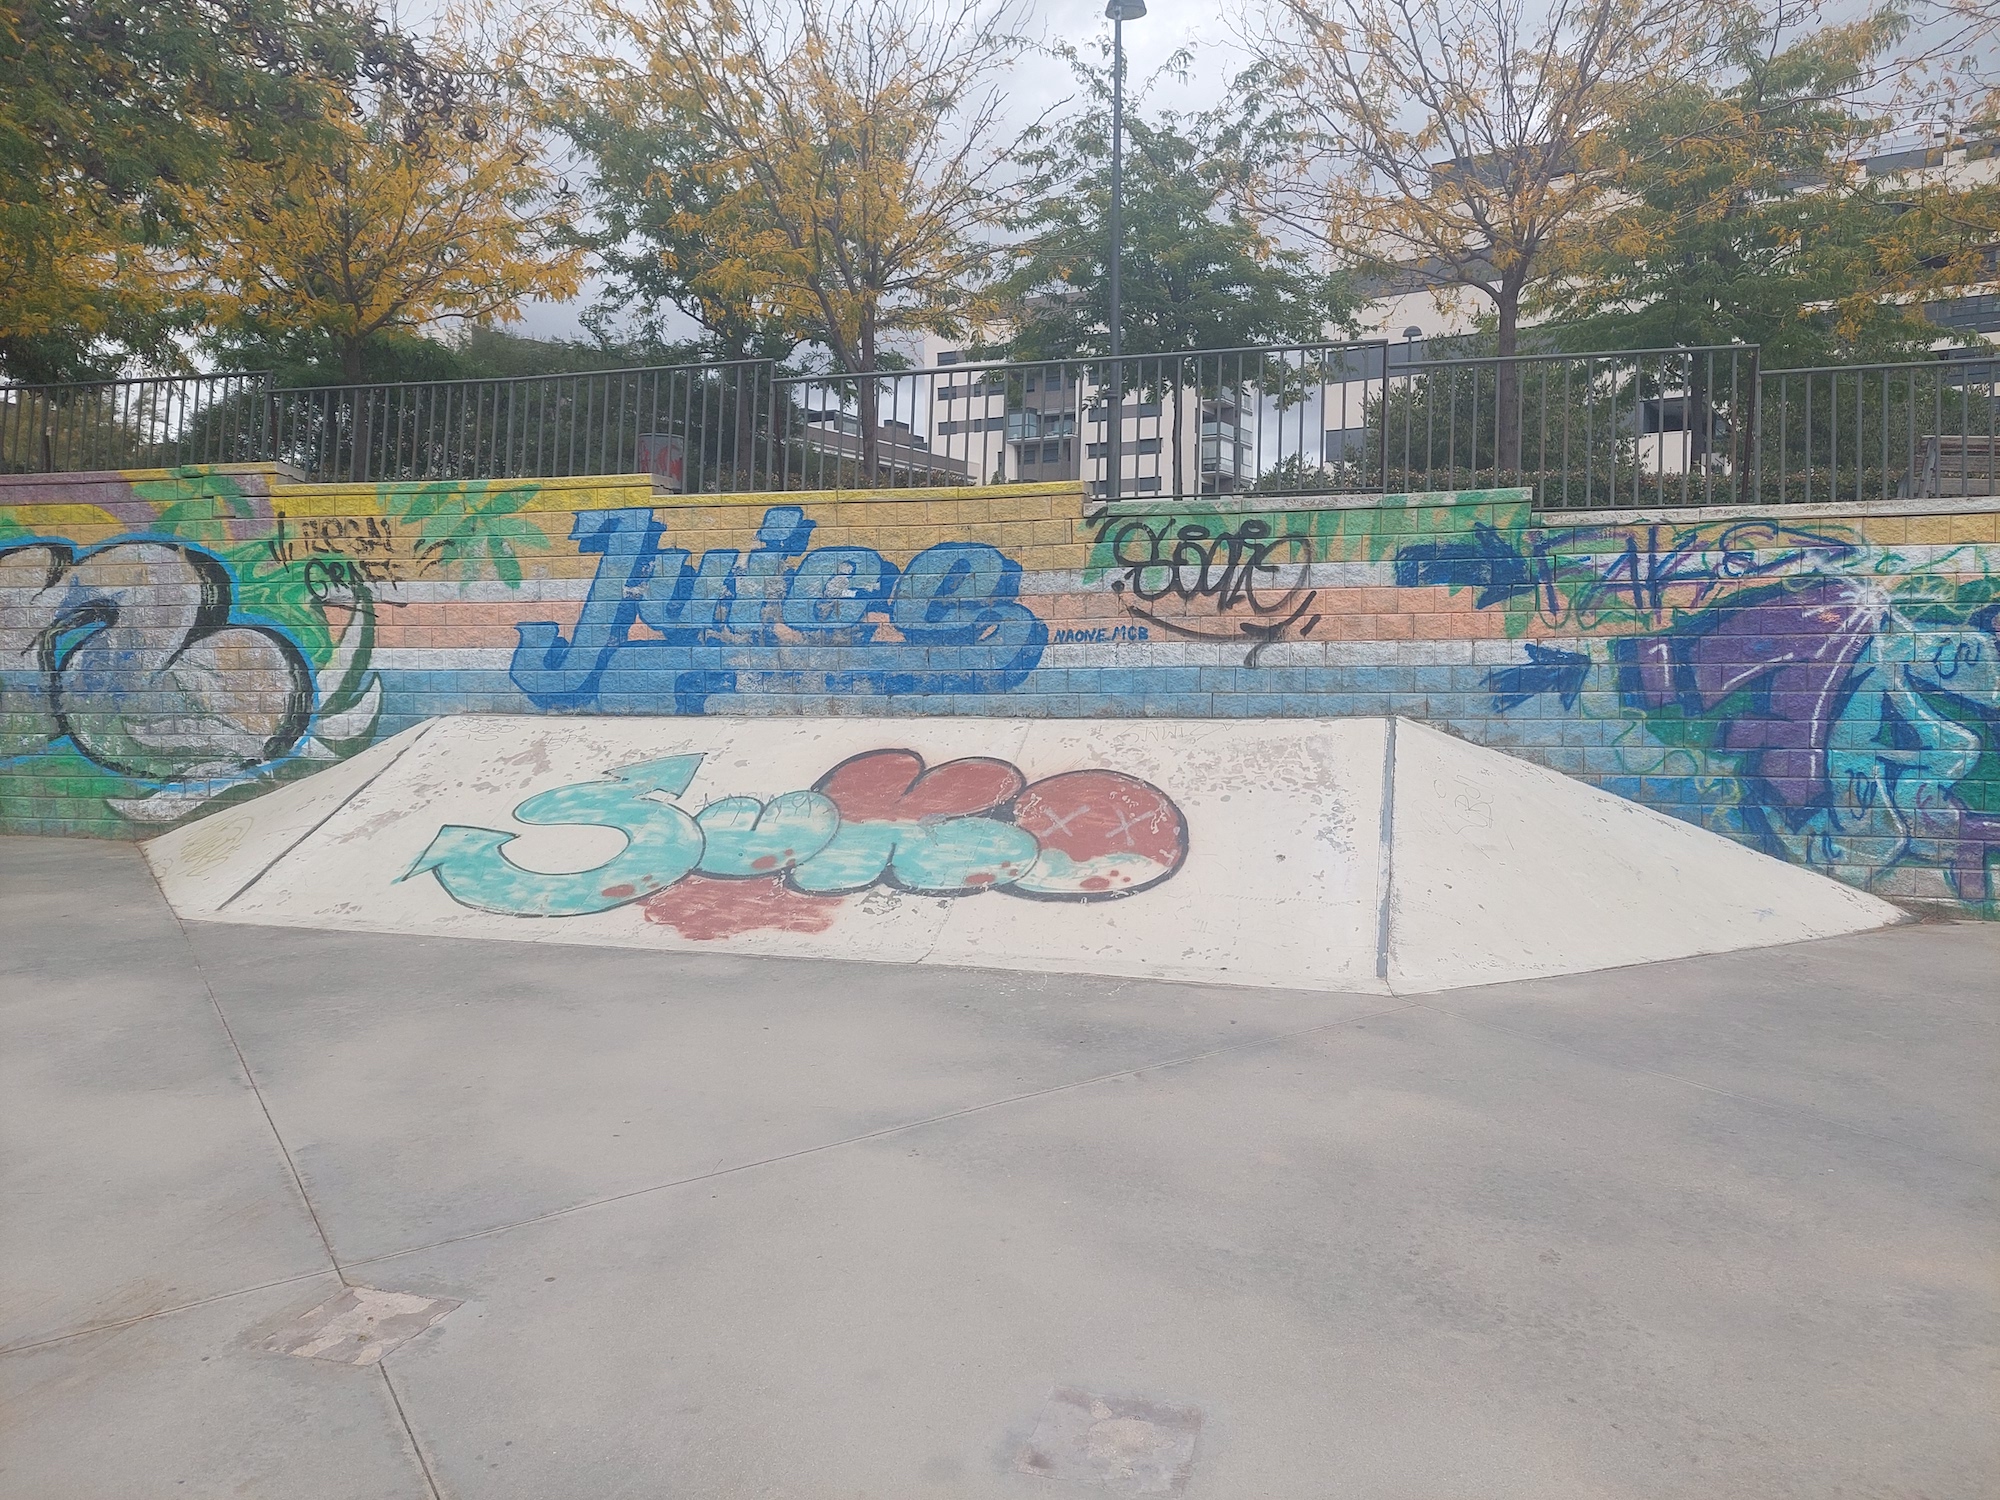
[3,465,1995,914]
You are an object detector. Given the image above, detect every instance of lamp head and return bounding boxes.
[1403,326,1423,341]
[1105,0,1147,18]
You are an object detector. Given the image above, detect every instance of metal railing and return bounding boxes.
[263,361,775,487]
[0,371,274,474]
[0,343,1398,499]
[1753,355,1999,506]
[1383,344,1759,510]
[4,342,1998,511]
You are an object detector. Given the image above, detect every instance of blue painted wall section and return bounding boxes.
[509,506,1047,713]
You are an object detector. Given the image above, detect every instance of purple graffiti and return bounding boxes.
[1614,580,2000,900]
[1615,579,1875,826]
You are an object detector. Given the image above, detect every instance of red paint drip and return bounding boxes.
[601,883,637,899]
[640,875,844,940]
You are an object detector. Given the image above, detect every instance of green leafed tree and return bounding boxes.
[1003,50,1355,361]
[1532,3,1991,365]
[542,85,804,363]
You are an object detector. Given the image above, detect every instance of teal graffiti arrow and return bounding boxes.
[399,753,706,917]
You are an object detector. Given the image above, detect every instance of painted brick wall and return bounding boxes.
[4,465,1997,914]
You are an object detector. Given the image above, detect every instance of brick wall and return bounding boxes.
[3,465,1996,913]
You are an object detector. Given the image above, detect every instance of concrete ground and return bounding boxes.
[2,833,1995,1500]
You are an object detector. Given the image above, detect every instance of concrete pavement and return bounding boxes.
[3,832,1995,1497]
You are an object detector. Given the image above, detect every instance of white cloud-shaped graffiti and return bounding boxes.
[0,538,380,820]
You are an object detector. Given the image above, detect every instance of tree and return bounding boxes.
[1257,0,1728,472]
[0,0,405,380]
[1534,5,1984,365]
[551,0,1025,474]
[1005,51,1355,361]
[188,77,585,383]
[542,80,802,363]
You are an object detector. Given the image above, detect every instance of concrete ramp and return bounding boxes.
[144,715,1900,994]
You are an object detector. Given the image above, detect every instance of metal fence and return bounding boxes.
[252,342,1400,498]
[0,371,273,474]
[263,361,775,488]
[4,342,1998,511]
[1382,344,1759,510]
[0,344,1397,498]
[1754,355,2000,506]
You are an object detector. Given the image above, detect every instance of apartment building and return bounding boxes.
[926,345,1259,497]
[1354,136,2000,349]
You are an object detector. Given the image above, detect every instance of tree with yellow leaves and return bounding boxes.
[1256,0,1731,473]
[0,0,400,381]
[548,0,1024,474]
[190,78,584,383]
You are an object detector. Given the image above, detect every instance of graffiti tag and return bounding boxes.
[510,507,1048,713]
[267,512,439,597]
[1397,518,1861,628]
[1091,513,1320,666]
[400,748,1190,931]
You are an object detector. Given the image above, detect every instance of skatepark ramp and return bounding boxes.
[144,716,1901,994]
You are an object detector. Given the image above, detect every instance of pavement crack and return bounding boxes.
[379,1364,446,1500]
[151,858,351,1287]
[0,1270,336,1357]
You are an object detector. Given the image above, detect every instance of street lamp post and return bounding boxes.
[1104,0,1145,501]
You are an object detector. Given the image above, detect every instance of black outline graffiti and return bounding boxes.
[1,537,314,780]
[1092,514,1322,667]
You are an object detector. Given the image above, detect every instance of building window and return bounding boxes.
[1086,401,1163,425]
[1926,293,2000,334]
[1085,437,1163,458]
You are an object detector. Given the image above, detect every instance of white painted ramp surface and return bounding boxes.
[1383,720,1902,992]
[140,722,433,915]
[149,715,1387,992]
[145,715,1902,993]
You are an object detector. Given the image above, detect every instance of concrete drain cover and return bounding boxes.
[264,1285,460,1366]
[1016,1386,1202,1495]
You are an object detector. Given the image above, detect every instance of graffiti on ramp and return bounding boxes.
[399,748,1190,936]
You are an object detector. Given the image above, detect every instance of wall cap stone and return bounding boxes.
[1536,493,2000,526]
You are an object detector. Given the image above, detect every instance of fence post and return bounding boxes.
[260,374,277,467]
[1376,342,1392,495]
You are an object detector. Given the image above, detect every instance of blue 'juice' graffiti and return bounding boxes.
[510,507,1047,713]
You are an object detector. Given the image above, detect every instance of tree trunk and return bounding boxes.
[342,337,369,483]
[1495,288,1521,480]
[855,320,880,485]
